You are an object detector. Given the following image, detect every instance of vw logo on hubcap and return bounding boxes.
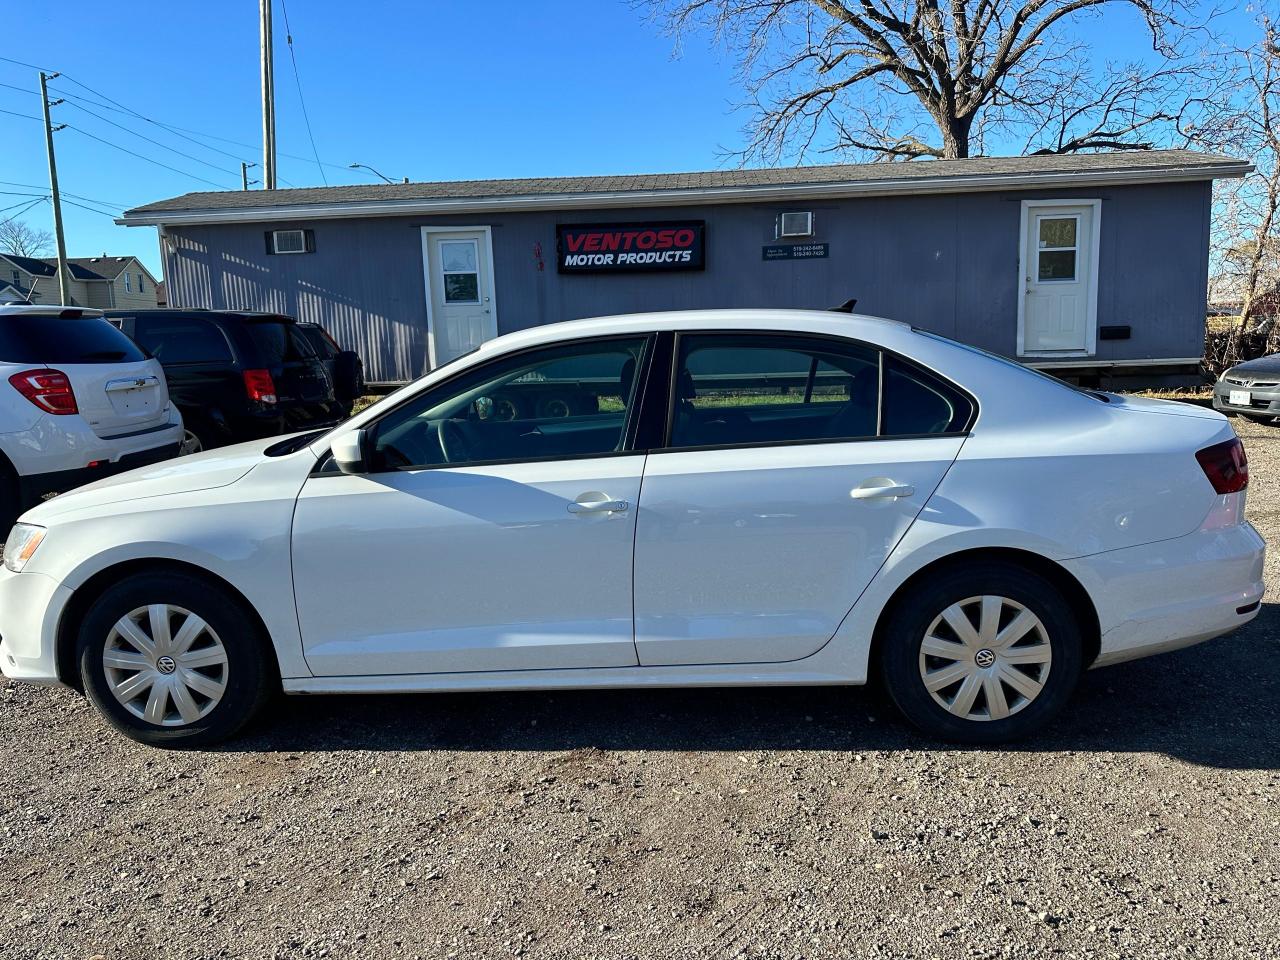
[156,655,177,675]
[974,648,996,668]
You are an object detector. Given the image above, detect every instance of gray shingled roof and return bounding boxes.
[59,256,136,280]
[121,149,1245,219]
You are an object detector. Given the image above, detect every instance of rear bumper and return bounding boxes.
[0,569,71,686]
[18,440,181,501]
[1063,517,1266,668]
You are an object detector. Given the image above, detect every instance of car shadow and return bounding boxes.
[223,602,1280,770]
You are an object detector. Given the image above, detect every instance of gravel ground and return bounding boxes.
[1,419,1278,960]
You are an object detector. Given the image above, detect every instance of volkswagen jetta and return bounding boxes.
[0,310,1265,746]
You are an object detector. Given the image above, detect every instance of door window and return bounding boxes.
[1036,216,1078,282]
[369,337,649,469]
[667,334,973,449]
[670,335,879,448]
[438,239,481,304]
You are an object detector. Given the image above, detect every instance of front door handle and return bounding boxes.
[567,496,629,514]
[850,479,915,500]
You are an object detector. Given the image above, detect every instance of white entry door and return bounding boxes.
[423,228,498,368]
[1018,201,1100,356]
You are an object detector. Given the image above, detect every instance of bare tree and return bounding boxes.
[640,0,1201,162]
[1197,14,1280,370]
[0,218,54,258]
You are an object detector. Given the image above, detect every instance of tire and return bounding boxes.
[78,572,277,747]
[179,421,214,455]
[877,562,1084,744]
[0,460,21,535]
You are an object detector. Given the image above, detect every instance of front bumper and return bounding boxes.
[1213,381,1280,419]
[0,568,72,685]
[1063,516,1266,668]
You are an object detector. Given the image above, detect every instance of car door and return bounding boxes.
[291,334,654,677]
[633,332,974,666]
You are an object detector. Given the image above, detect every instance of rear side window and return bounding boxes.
[246,322,316,363]
[133,317,233,364]
[668,334,973,450]
[0,315,146,364]
[298,326,338,358]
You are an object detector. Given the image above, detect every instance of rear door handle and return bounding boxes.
[567,497,629,514]
[850,479,915,500]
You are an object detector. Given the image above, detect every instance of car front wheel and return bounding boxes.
[878,562,1084,743]
[78,572,276,747]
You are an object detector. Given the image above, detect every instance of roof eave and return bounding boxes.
[117,161,1253,227]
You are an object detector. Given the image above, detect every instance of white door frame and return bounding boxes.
[1016,199,1102,358]
[420,225,499,370]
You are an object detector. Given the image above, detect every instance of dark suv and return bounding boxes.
[106,310,347,453]
[296,321,366,415]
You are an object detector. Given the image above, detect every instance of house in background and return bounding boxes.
[119,150,1249,386]
[0,253,160,308]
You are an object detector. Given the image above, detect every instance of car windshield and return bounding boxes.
[0,314,147,364]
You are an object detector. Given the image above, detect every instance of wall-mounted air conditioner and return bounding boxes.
[777,211,814,238]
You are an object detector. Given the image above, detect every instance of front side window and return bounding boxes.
[370,336,649,469]
[668,334,973,450]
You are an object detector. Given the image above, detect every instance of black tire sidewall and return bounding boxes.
[878,563,1084,744]
[78,572,274,747]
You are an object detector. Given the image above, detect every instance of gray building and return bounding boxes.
[118,150,1248,386]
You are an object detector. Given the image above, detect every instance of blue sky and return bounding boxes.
[0,1,1254,278]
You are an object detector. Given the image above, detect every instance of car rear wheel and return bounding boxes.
[78,572,276,747]
[878,562,1084,743]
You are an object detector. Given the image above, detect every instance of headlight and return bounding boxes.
[3,524,46,573]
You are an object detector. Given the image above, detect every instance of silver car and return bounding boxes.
[1213,353,1280,424]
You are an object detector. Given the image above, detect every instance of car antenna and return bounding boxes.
[829,298,857,313]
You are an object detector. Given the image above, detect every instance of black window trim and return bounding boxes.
[655,329,978,454]
[319,331,662,475]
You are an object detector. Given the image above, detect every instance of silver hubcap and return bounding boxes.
[918,595,1052,722]
[102,605,229,727]
[179,430,202,455]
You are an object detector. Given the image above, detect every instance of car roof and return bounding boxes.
[474,309,911,356]
[102,308,296,322]
[0,304,105,319]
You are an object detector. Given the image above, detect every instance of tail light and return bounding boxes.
[243,369,278,404]
[1196,437,1248,494]
[8,369,78,415]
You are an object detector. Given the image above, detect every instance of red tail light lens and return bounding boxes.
[8,369,78,415]
[243,369,277,404]
[1196,438,1249,494]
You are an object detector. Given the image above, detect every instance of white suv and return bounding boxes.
[0,304,183,528]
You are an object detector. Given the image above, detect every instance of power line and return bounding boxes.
[0,195,48,224]
[0,180,128,208]
[63,125,234,190]
[279,0,328,186]
[0,105,42,122]
[57,196,124,220]
[55,97,243,177]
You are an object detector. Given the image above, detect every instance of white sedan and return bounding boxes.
[0,310,1265,747]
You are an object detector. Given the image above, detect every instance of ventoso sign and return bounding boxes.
[557,221,706,273]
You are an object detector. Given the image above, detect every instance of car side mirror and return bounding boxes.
[331,429,368,475]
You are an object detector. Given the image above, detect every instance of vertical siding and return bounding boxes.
[163,180,1212,382]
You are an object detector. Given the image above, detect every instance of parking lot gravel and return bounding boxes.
[1,417,1277,960]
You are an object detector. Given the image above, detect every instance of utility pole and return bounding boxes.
[38,71,71,305]
[240,161,258,191]
[260,0,277,190]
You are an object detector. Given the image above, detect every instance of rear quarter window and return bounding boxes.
[0,315,147,364]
